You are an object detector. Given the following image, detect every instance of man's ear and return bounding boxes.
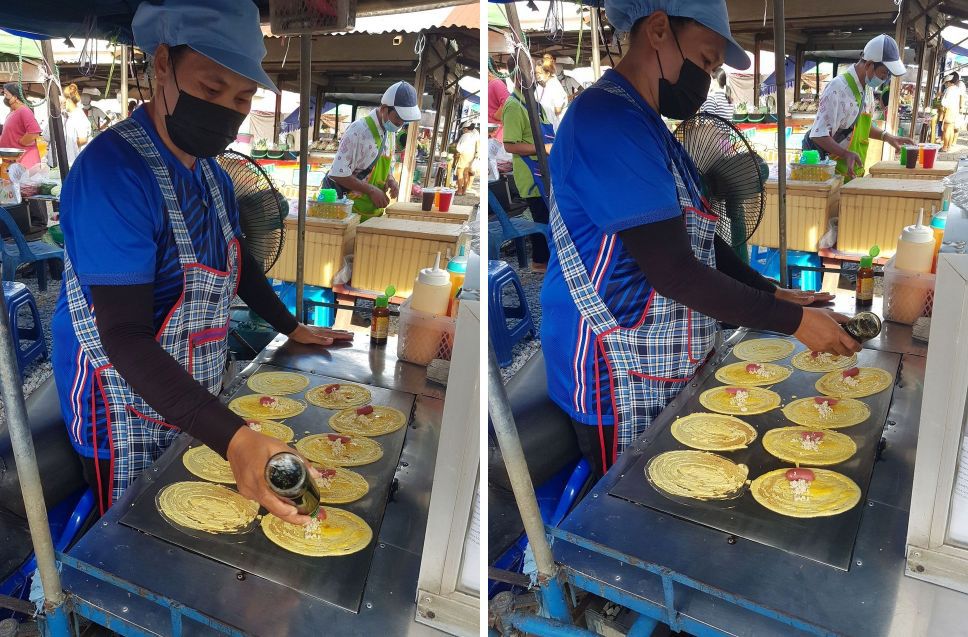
[153,44,172,84]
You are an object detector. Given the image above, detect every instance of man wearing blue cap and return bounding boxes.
[540,1,860,477]
[804,33,914,178]
[323,81,423,220]
[51,0,351,522]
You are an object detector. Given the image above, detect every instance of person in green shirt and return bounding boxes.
[502,55,555,272]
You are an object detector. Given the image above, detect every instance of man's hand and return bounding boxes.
[287,323,354,347]
[226,426,320,525]
[793,308,861,356]
[775,288,835,306]
[885,132,915,150]
[387,178,400,200]
[368,185,390,209]
[841,150,863,178]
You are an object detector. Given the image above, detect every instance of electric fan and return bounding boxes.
[216,150,288,273]
[673,113,768,255]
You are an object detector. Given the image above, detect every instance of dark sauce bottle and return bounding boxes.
[844,311,882,343]
[265,452,320,517]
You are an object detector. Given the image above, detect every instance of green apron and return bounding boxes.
[835,73,871,183]
[348,116,393,221]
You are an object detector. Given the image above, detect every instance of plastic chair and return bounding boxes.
[0,205,64,292]
[3,282,48,380]
[488,260,536,367]
[488,190,548,269]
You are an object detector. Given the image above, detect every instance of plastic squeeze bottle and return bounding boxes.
[410,253,451,315]
[930,209,947,273]
[894,209,936,274]
[446,246,468,317]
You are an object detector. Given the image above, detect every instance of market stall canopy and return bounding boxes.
[0,0,473,42]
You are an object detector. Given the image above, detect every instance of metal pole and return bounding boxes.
[295,35,311,323]
[911,36,927,141]
[884,0,909,159]
[774,0,788,288]
[590,7,602,80]
[40,40,68,181]
[794,46,804,102]
[439,90,456,186]
[423,82,445,188]
[273,85,283,144]
[487,344,570,621]
[120,45,128,120]
[0,285,67,617]
[754,35,761,106]
[505,2,551,197]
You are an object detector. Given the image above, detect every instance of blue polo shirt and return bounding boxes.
[51,106,242,459]
[540,69,702,426]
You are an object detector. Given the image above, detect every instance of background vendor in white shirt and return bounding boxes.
[803,34,914,178]
[323,81,421,220]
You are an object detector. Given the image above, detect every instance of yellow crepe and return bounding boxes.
[261,509,372,557]
[715,362,792,387]
[699,386,781,415]
[157,482,258,534]
[183,446,235,484]
[762,427,857,465]
[306,383,372,409]
[329,406,407,437]
[313,467,370,504]
[295,433,383,467]
[782,397,870,429]
[791,351,858,373]
[732,338,795,363]
[670,413,757,451]
[244,418,295,443]
[646,450,748,500]
[816,367,893,398]
[229,394,306,419]
[751,468,861,518]
[246,371,309,395]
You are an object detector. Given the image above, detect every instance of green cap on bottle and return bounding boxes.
[375,285,396,308]
[859,256,873,268]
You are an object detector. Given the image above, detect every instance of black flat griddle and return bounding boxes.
[609,334,901,571]
[119,364,415,613]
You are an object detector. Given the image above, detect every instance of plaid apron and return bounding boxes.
[550,79,719,471]
[62,117,241,508]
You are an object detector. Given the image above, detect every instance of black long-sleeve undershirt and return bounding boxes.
[619,217,803,335]
[89,242,297,457]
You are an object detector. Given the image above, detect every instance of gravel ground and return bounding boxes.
[492,239,545,383]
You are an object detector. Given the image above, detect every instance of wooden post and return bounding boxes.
[424,82,445,188]
[911,36,927,141]
[439,89,456,187]
[774,0,789,287]
[883,0,910,159]
[754,34,761,106]
[794,45,804,102]
[313,85,323,142]
[590,7,602,80]
[273,87,282,145]
[397,35,429,204]
[40,39,69,180]
[120,45,128,122]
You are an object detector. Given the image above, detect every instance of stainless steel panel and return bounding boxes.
[608,332,901,570]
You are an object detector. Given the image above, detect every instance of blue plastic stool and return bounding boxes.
[488,260,536,367]
[3,281,47,380]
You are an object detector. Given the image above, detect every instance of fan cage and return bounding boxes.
[674,113,767,249]
[269,0,357,35]
[217,151,287,273]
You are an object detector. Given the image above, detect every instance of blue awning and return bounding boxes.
[945,39,968,58]
[281,96,341,134]
[762,57,817,95]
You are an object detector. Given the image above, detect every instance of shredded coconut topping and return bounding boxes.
[729,390,750,412]
[813,400,834,420]
[799,437,821,452]
[790,479,811,502]
[304,517,321,540]
[842,375,860,388]
[329,439,345,456]
[317,476,333,490]
[248,423,263,432]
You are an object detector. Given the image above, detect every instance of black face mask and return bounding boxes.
[656,31,711,120]
[2,98,10,108]
[163,64,246,158]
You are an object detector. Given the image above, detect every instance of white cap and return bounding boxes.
[901,209,934,244]
[863,34,906,76]
[381,81,421,122]
[81,87,101,97]
[417,253,451,286]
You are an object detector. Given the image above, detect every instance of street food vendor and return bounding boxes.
[803,34,914,178]
[0,82,42,168]
[51,0,351,521]
[541,0,862,477]
[322,81,422,220]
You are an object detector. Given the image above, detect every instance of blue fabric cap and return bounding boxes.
[381,81,421,121]
[133,0,278,93]
[605,0,750,71]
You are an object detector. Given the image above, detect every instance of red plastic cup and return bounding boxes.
[922,143,940,169]
[437,188,455,212]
